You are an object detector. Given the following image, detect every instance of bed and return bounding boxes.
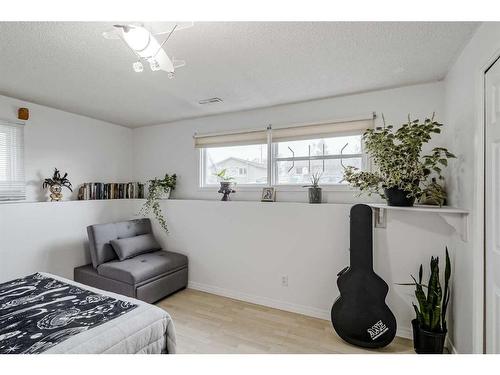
[0,272,176,354]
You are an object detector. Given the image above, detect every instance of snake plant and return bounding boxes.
[406,248,451,332]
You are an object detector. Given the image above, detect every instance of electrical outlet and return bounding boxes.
[281,275,288,287]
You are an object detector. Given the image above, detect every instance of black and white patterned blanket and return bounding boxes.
[0,273,137,354]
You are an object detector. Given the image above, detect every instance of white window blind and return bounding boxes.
[271,117,374,143]
[194,128,268,148]
[0,121,25,201]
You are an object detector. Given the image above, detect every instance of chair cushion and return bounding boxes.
[110,233,161,261]
[87,218,153,268]
[96,250,188,285]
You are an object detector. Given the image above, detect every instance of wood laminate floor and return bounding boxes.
[157,288,413,354]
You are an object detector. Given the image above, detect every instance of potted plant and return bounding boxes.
[343,114,455,207]
[149,173,177,200]
[420,177,447,206]
[303,171,322,204]
[214,169,236,201]
[42,168,72,201]
[401,248,451,354]
[140,174,176,233]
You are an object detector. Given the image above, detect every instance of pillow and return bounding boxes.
[110,234,161,261]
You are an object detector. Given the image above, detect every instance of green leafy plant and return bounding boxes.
[401,248,451,332]
[214,168,234,182]
[42,168,72,191]
[342,114,455,204]
[140,174,176,233]
[303,171,322,188]
[420,177,447,206]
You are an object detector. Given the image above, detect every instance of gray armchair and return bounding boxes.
[74,218,188,303]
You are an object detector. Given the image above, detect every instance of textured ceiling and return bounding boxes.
[0,22,479,128]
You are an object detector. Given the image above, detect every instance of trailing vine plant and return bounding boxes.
[140,174,176,233]
[342,114,455,204]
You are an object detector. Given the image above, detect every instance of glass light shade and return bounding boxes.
[122,26,150,52]
[133,61,144,72]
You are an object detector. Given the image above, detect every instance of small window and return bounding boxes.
[201,144,268,186]
[273,134,364,185]
[0,121,25,201]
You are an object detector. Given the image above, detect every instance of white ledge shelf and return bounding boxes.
[367,203,469,242]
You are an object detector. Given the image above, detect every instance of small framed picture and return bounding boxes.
[261,187,276,202]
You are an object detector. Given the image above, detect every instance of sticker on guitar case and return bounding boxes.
[367,320,389,340]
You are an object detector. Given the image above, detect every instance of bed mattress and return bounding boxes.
[2,272,176,354]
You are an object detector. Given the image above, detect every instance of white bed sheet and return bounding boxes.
[39,273,176,354]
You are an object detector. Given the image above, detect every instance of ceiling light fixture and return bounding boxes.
[132,61,144,73]
[103,22,193,77]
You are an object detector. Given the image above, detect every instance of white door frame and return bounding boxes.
[478,49,500,353]
[483,52,500,353]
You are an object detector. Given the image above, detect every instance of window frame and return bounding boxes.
[271,133,367,189]
[197,119,372,192]
[0,120,26,201]
[198,147,270,190]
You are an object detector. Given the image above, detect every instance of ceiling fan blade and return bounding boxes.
[102,28,121,40]
[153,50,175,73]
[149,22,194,35]
[173,59,186,69]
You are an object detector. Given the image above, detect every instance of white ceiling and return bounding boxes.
[0,22,479,128]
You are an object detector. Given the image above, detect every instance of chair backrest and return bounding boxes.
[87,218,153,268]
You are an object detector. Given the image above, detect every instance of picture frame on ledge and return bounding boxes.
[261,187,276,202]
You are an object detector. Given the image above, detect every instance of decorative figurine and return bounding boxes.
[218,181,235,201]
[42,168,73,201]
[214,169,236,201]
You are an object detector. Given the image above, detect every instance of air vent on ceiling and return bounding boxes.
[198,97,223,105]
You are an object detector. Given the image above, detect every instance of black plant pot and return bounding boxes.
[411,319,447,354]
[308,187,322,204]
[218,182,235,201]
[384,187,415,207]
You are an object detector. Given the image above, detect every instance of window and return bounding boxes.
[196,116,373,188]
[273,134,364,185]
[0,121,25,201]
[201,144,268,186]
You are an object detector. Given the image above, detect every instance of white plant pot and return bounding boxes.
[159,188,171,200]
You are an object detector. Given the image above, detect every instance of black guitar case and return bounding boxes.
[331,204,397,348]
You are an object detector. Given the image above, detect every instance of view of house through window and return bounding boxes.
[201,132,365,187]
[203,144,268,185]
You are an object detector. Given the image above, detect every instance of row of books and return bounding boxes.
[77,182,145,200]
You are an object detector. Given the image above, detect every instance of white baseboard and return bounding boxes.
[396,327,412,340]
[188,281,412,340]
[188,281,330,320]
[446,336,458,354]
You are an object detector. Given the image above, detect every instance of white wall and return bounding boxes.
[137,199,455,340]
[133,82,445,203]
[0,200,138,283]
[0,74,463,349]
[444,22,500,354]
[0,94,133,202]
[131,81,465,344]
